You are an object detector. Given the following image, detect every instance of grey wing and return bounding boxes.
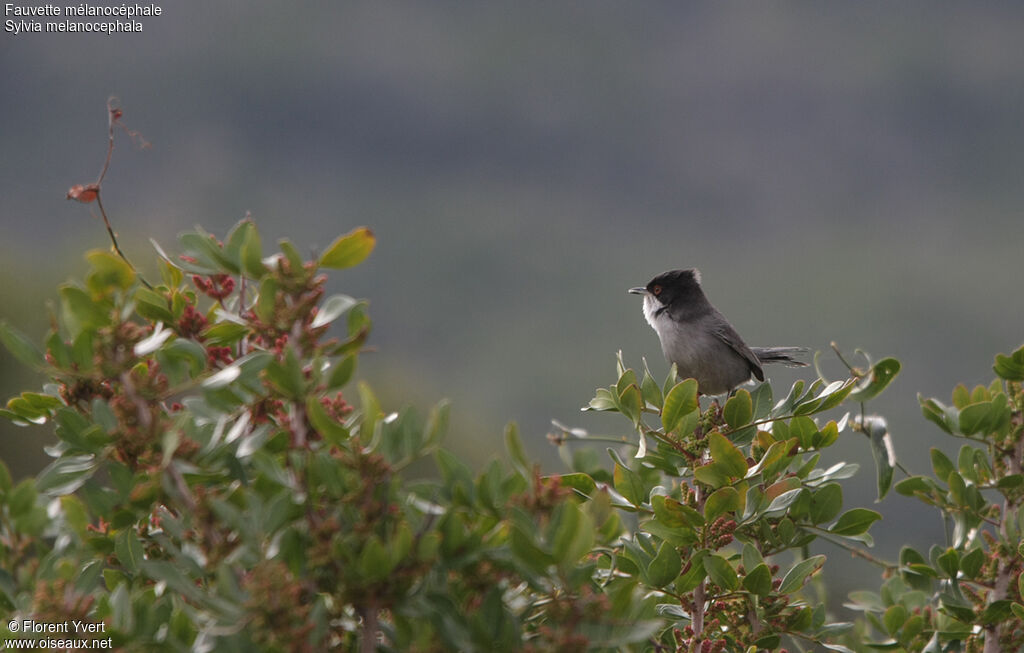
[711,322,765,381]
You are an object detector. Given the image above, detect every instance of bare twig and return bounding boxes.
[67,97,153,289]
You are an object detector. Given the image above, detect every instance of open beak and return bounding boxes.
[627,287,648,295]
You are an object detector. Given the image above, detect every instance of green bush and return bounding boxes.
[2,218,1020,652]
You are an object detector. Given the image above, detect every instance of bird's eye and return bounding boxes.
[652,285,662,296]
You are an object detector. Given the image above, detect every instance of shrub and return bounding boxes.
[1,103,1021,651]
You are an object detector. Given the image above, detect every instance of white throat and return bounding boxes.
[642,294,669,336]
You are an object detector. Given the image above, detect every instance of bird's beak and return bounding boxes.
[627,287,648,295]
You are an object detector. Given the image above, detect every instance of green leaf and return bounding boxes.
[830,508,882,536]
[791,416,821,450]
[346,302,372,339]
[134,287,174,323]
[305,395,350,445]
[618,383,643,426]
[358,536,394,581]
[85,250,135,291]
[7,392,60,421]
[993,345,1024,381]
[977,600,1013,626]
[158,338,208,380]
[278,238,305,271]
[436,451,475,509]
[674,550,708,592]
[996,474,1024,491]
[749,439,793,481]
[846,590,885,613]
[585,387,617,411]
[505,422,530,479]
[947,471,967,505]
[863,416,894,500]
[848,357,900,402]
[200,351,270,389]
[693,462,730,490]
[703,554,739,591]
[200,321,250,346]
[35,455,97,495]
[224,218,250,260]
[778,555,825,594]
[640,359,663,409]
[646,540,682,587]
[616,368,638,397]
[747,382,773,421]
[558,472,597,496]
[816,378,857,412]
[960,547,984,579]
[930,448,956,482]
[60,495,89,536]
[743,563,772,597]
[810,483,843,525]
[661,379,699,434]
[950,384,966,409]
[115,529,146,574]
[181,230,237,272]
[774,379,806,416]
[60,285,110,336]
[311,294,358,329]
[815,419,839,450]
[421,399,450,450]
[510,523,554,572]
[762,488,805,518]
[325,354,357,390]
[894,475,933,497]
[958,398,1005,436]
[319,227,376,269]
[0,321,45,368]
[613,462,646,506]
[8,479,37,516]
[265,347,305,398]
[45,331,72,368]
[240,221,265,279]
[580,620,664,648]
[708,431,748,478]
[723,389,753,428]
[936,548,959,578]
[661,363,679,396]
[551,503,594,565]
[704,486,741,520]
[741,542,765,570]
[140,561,205,603]
[883,605,907,637]
[652,495,704,529]
[255,276,279,323]
[0,459,11,494]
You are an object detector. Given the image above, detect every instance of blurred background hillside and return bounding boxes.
[2,2,1022,606]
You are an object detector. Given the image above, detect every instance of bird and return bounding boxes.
[628,268,806,395]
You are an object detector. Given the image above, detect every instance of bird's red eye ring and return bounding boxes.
[652,285,662,296]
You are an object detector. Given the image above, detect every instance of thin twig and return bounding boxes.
[73,98,153,289]
[810,529,897,571]
[830,342,859,375]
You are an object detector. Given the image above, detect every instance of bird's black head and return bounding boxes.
[628,268,705,309]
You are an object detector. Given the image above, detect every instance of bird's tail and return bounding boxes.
[752,346,808,367]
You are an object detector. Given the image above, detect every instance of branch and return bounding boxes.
[67,97,153,289]
[984,436,1024,653]
[359,602,379,653]
[810,529,897,572]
